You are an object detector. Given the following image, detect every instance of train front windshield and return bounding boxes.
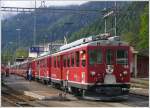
[88,48,129,66]
[116,50,128,65]
[89,49,102,65]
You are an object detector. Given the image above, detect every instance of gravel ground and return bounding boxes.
[1,74,149,107]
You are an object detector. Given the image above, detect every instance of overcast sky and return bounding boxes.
[1,0,88,7]
[1,0,89,19]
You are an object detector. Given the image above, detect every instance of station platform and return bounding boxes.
[2,75,77,100]
[130,78,149,96]
[2,75,149,100]
[130,87,149,97]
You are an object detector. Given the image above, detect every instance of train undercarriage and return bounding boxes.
[44,78,130,100]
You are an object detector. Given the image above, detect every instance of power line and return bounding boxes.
[33,0,37,46]
[1,6,101,13]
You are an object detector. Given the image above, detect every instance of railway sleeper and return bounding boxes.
[15,101,33,107]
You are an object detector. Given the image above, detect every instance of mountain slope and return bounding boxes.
[2,1,115,50]
[69,1,149,55]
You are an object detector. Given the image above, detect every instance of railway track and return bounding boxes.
[119,93,149,107]
[2,86,35,107]
[2,75,149,107]
[2,86,148,107]
[129,93,149,100]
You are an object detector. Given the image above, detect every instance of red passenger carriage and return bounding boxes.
[12,34,132,100]
[33,55,51,84]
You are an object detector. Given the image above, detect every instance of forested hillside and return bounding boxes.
[2,2,116,49]
[1,1,120,64]
[69,2,149,55]
[2,1,149,64]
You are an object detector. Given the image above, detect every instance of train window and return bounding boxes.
[57,56,60,68]
[46,59,48,68]
[51,59,53,67]
[81,50,86,67]
[76,51,80,67]
[40,60,42,67]
[42,60,45,67]
[67,55,70,67]
[117,50,128,65]
[82,60,86,67]
[63,56,66,67]
[106,49,113,65]
[97,49,102,64]
[54,56,56,68]
[89,49,97,65]
[71,54,74,67]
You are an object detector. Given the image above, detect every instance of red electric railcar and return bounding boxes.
[49,35,132,99]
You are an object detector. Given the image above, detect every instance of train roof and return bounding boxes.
[33,34,129,58]
[59,35,128,51]
[32,52,51,61]
[50,34,129,55]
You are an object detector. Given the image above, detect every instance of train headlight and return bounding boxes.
[120,73,122,77]
[122,88,128,91]
[90,71,96,77]
[106,65,114,74]
[123,71,128,75]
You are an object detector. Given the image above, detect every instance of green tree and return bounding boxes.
[15,48,28,58]
[1,51,13,65]
[138,5,149,50]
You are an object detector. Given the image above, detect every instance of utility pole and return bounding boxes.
[102,8,107,33]
[103,10,114,34]
[104,18,107,33]
[33,0,37,46]
[114,1,117,36]
[103,2,117,35]
[16,28,21,48]
[40,0,46,8]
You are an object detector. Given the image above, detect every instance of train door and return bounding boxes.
[57,55,62,80]
[31,61,35,78]
[106,49,115,65]
[62,54,67,87]
[60,55,63,81]
[43,58,47,79]
[37,61,40,79]
[47,56,51,80]
[104,48,116,84]
[80,49,86,84]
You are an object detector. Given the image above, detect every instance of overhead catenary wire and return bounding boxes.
[1,6,102,13]
[33,0,37,46]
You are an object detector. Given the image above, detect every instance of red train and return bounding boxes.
[11,34,132,100]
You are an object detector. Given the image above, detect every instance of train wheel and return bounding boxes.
[55,84,61,89]
[43,80,47,85]
[32,77,35,80]
[71,87,80,96]
[48,80,51,85]
[81,89,86,97]
[67,86,72,93]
